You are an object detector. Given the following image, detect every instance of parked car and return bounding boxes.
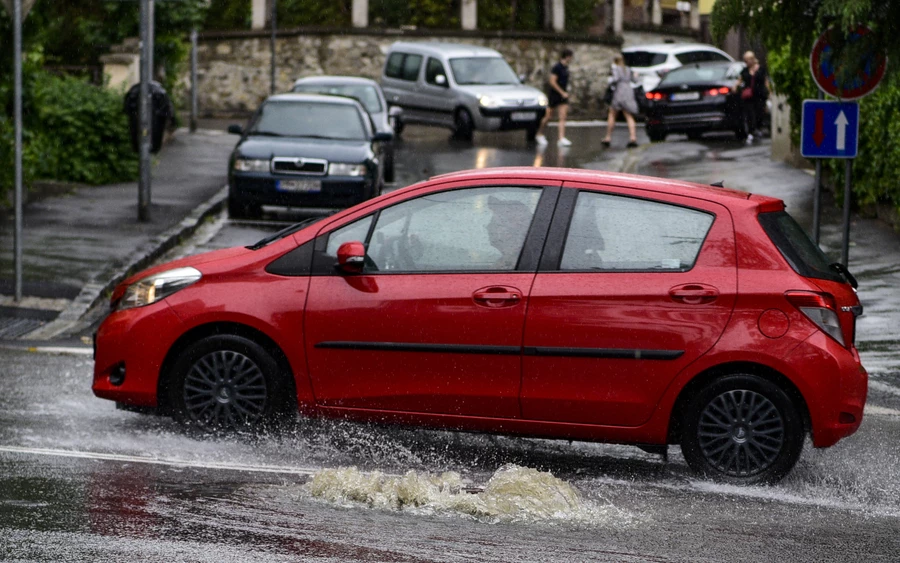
[381,41,548,141]
[643,62,747,142]
[93,167,866,484]
[623,43,734,93]
[226,93,392,219]
[292,75,401,182]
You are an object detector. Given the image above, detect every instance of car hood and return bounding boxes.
[235,136,372,162]
[455,84,545,102]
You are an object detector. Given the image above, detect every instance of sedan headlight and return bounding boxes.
[328,162,368,176]
[233,158,270,172]
[118,267,202,311]
[538,94,549,107]
[479,95,502,108]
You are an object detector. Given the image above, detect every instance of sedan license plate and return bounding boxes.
[511,111,537,122]
[670,92,701,102]
[277,179,321,193]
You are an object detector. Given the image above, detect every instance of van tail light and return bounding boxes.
[785,291,845,346]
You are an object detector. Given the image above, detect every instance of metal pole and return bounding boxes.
[812,90,824,244]
[138,0,152,221]
[841,159,852,267]
[270,0,277,95]
[13,0,23,301]
[190,28,198,133]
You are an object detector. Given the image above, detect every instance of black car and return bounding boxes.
[643,62,746,142]
[227,93,392,219]
[292,76,402,182]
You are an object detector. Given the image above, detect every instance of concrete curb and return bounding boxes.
[24,186,229,340]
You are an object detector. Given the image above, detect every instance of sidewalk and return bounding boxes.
[0,128,235,340]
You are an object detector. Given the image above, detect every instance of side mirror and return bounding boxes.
[388,105,403,118]
[336,241,366,274]
[372,131,394,143]
[227,124,243,135]
[435,74,447,86]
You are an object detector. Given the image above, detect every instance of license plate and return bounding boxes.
[277,179,321,193]
[670,92,701,102]
[511,111,537,121]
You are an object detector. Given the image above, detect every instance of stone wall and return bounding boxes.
[186,28,693,118]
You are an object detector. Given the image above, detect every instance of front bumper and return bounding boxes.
[476,106,546,131]
[230,172,375,209]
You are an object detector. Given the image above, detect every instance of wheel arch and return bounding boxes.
[667,361,812,444]
[156,321,298,413]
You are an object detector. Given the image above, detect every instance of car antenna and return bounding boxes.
[710,180,724,187]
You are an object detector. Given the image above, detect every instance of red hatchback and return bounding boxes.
[93,168,867,483]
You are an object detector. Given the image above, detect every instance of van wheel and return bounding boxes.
[680,374,804,484]
[168,335,291,431]
[453,108,474,141]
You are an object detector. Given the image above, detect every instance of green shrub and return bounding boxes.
[369,0,458,29]
[279,0,351,27]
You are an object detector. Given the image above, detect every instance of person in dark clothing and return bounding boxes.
[536,48,574,147]
[736,51,770,143]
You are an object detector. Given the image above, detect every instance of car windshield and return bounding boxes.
[249,101,367,140]
[449,57,519,85]
[659,64,735,86]
[291,84,383,114]
[247,215,330,250]
[623,51,668,68]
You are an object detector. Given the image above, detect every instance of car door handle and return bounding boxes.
[473,286,522,308]
[669,284,719,305]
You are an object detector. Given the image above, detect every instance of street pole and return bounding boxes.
[270,0,277,95]
[841,159,852,267]
[13,0,23,301]
[190,28,198,133]
[138,0,152,221]
[812,90,824,244]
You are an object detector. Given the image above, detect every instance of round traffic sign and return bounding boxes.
[810,26,887,100]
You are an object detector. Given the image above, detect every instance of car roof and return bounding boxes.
[428,167,775,205]
[623,43,733,57]
[293,75,380,87]
[388,41,502,58]
[264,92,364,107]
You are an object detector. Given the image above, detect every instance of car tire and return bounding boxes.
[392,119,404,137]
[384,152,395,183]
[734,126,748,141]
[228,197,261,220]
[647,127,666,143]
[168,335,292,431]
[452,108,474,141]
[525,123,539,142]
[687,131,704,141]
[679,374,804,484]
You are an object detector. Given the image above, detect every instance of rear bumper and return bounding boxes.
[230,173,374,209]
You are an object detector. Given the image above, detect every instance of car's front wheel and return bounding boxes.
[680,374,804,484]
[452,108,474,141]
[168,335,292,431]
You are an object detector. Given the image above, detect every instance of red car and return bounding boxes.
[93,168,867,484]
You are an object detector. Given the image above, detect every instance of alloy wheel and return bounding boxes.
[182,350,268,428]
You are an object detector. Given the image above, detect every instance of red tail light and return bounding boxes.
[785,291,846,346]
[645,92,664,101]
[706,87,731,97]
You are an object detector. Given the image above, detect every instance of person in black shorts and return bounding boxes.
[535,48,573,147]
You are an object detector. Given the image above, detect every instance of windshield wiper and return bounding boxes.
[830,262,858,289]
[247,216,329,250]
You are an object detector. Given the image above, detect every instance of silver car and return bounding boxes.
[381,41,548,141]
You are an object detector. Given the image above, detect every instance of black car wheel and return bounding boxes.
[680,374,804,484]
[525,122,539,142]
[384,151,395,183]
[392,118,404,137]
[687,131,704,141]
[647,127,666,143]
[452,108,474,141]
[228,197,261,220]
[168,335,291,431]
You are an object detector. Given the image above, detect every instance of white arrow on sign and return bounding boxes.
[835,110,849,151]
[0,0,37,18]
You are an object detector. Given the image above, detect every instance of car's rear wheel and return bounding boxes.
[452,108,474,141]
[647,127,666,143]
[168,335,291,431]
[680,374,804,484]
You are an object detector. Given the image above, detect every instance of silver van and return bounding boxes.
[381,42,548,141]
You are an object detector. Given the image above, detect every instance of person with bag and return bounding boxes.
[601,54,639,149]
[535,48,574,147]
[736,51,770,143]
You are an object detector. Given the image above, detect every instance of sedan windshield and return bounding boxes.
[449,57,519,85]
[249,101,367,140]
[291,84,383,114]
[659,64,740,86]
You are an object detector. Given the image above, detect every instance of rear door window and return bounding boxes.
[623,51,668,68]
[401,54,423,81]
[385,52,405,79]
[758,211,844,282]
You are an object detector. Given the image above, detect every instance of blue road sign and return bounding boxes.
[801,100,859,159]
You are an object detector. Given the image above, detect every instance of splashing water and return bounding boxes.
[307,464,633,526]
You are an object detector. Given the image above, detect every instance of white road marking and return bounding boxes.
[25,346,93,356]
[864,405,900,417]
[868,379,900,397]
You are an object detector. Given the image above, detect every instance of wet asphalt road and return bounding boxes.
[3,124,900,560]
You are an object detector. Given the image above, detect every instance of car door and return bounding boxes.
[521,183,737,427]
[304,182,559,418]
[420,57,456,128]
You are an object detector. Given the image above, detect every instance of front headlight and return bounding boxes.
[233,158,270,172]
[118,267,202,311]
[479,95,502,108]
[538,94,549,107]
[328,162,368,176]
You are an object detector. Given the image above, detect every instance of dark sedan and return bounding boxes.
[292,76,401,182]
[227,93,392,219]
[643,62,746,142]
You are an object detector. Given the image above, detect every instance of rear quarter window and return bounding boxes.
[758,211,844,283]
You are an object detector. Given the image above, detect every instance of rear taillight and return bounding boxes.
[645,92,665,100]
[785,291,845,346]
[706,87,731,97]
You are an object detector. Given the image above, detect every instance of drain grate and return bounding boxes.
[0,307,60,340]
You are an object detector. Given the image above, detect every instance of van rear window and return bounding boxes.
[758,211,843,283]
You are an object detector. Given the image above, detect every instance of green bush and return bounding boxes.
[279,0,351,27]
[369,0,459,29]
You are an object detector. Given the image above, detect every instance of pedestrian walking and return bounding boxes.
[535,48,573,147]
[736,50,770,143]
[602,54,639,148]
